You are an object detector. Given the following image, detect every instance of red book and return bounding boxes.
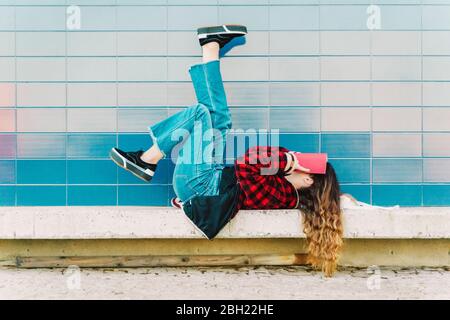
[293,152,328,174]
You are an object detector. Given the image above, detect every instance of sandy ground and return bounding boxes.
[0,266,448,300]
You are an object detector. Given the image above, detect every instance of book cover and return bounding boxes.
[293,152,328,174]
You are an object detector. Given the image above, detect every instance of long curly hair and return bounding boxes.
[297,162,343,277]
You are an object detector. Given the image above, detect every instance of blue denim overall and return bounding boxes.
[148,59,231,203]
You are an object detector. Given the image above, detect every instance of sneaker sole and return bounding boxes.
[197,24,247,39]
[109,148,153,182]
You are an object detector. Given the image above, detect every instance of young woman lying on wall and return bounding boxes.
[110,25,358,277]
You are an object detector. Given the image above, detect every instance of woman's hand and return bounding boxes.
[294,161,311,173]
[289,151,311,173]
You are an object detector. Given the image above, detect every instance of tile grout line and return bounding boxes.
[14,5,17,206]
[166,0,169,206]
[268,0,271,145]
[318,3,322,159]
[115,0,119,206]
[370,0,373,205]
[421,0,424,207]
[65,3,68,206]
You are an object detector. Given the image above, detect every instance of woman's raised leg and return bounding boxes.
[140,42,220,165]
[110,24,247,191]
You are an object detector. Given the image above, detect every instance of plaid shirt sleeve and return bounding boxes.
[234,145,299,209]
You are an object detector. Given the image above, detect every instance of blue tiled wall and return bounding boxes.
[1,0,450,207]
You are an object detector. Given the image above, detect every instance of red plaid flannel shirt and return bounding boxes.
[234,145,299,210]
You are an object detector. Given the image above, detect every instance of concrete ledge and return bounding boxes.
[0,206,449,240]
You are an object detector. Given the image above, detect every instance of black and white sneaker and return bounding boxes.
[197,24,247,48]
[109,147,157,182]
